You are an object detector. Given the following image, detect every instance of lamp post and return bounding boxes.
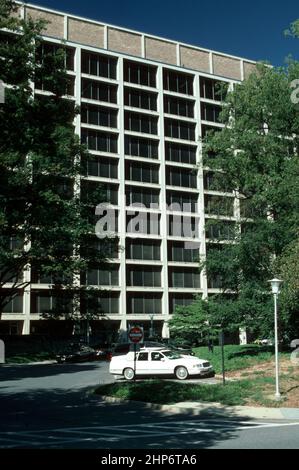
[149,314,154,339]
[268,278,283,401]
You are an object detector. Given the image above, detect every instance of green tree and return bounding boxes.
[201,61,299,339]
[276,235,299,339]
[169,298,210,345]
[0,0,116,321]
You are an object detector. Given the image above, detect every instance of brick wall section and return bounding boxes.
[145,37,177,65]
[243,61,257,79]
[68,18,104,48]
[25,7,64,39]
[180,46,210,73]
[108,28,142,57]
[212,54,241,80]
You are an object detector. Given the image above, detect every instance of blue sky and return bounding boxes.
[26,0,299,66]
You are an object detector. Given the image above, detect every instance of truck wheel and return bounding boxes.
[175,366,188,380]
[123,368,135,381]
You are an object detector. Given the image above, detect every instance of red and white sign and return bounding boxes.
[128,326,144,344]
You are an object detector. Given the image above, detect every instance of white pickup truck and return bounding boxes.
[109,348,214,380]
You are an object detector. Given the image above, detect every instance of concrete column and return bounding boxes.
[118,57,128,337]
[157,64,170,338]
[194,74,208,299]
[239,328,247,345]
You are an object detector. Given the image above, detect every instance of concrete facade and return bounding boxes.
[0,2,258,339]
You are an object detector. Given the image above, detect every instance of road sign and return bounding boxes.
[128,326,144,344]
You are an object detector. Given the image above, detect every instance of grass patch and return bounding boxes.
[95,379,258,406]
[95,376,291,408]
[5,352,54,364]
[193,344,288,374]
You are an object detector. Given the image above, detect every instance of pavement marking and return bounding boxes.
[1,419,298,448]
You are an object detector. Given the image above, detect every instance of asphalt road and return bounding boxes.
[0,362,298,449]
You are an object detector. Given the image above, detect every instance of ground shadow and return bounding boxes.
[227,346,274,359]
[0,384,256,449]
[0,362,106,381]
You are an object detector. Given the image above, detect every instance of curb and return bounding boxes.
[2,360,57,366]
[98,395,299,421]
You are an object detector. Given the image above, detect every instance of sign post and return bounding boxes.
[128,326,144,382]
[219,330,225,386]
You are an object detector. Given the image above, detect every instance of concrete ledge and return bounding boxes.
[2,360,57,366]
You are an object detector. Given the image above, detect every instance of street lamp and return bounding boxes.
[268,278,283,401]
[149,314,154,339]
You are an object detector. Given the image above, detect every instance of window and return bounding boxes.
[163,69,194,95]
[165,119,195,141]
[3,295,23,313]
[168,241,199,262]
[165,142,197,164]
[127,213,160,235]
[85,266,119,286]
[36,42,75,71]
[82,180,118,205]
[124,60,157,87]
[151,352,163,361]
[201,125,222,139]
[31,269,72,285]
[240,199,257,218]
[204,171,230,192]
[138,352,149,361]
[85,156,118,179]
[126,187,159,207]
[200,78,228,101]
[170,294,195,313]
[204,195,234,216]
[169,268,201,288]
[125,161,159,184]
[125,88,157,111]
[81,236,119,259]
[80,292,119,314]
[127,294,162,314]
[7,236,23,251]
[101,184,119,205]
[167,191,198,213]
[125,112,158,135]
[31,293,73,314]
[168,215,199,238]
[81,79,118,103]
[81,105,118,128]
[201,103,222,123]
[125,136,159,159]
[81,51,117,79]
[126,239,160,260]
[206,220,236,240]
[164,95,194,117]
[81,129,118,153]
[127,267,161,287]
[208,276,223,289]
[166,167,197,188]
[35,72,75,95]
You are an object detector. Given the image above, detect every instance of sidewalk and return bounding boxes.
[102,395,299,421]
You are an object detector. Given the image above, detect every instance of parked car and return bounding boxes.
[159,340,195,356]
[109,348,214,380]
[111,341,194,357]
[56,343,111,363]
[92,344,112,362]
[111,342,164,356]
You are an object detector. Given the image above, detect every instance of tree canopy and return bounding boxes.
[0,0,115,321]
[171,60,299,343]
